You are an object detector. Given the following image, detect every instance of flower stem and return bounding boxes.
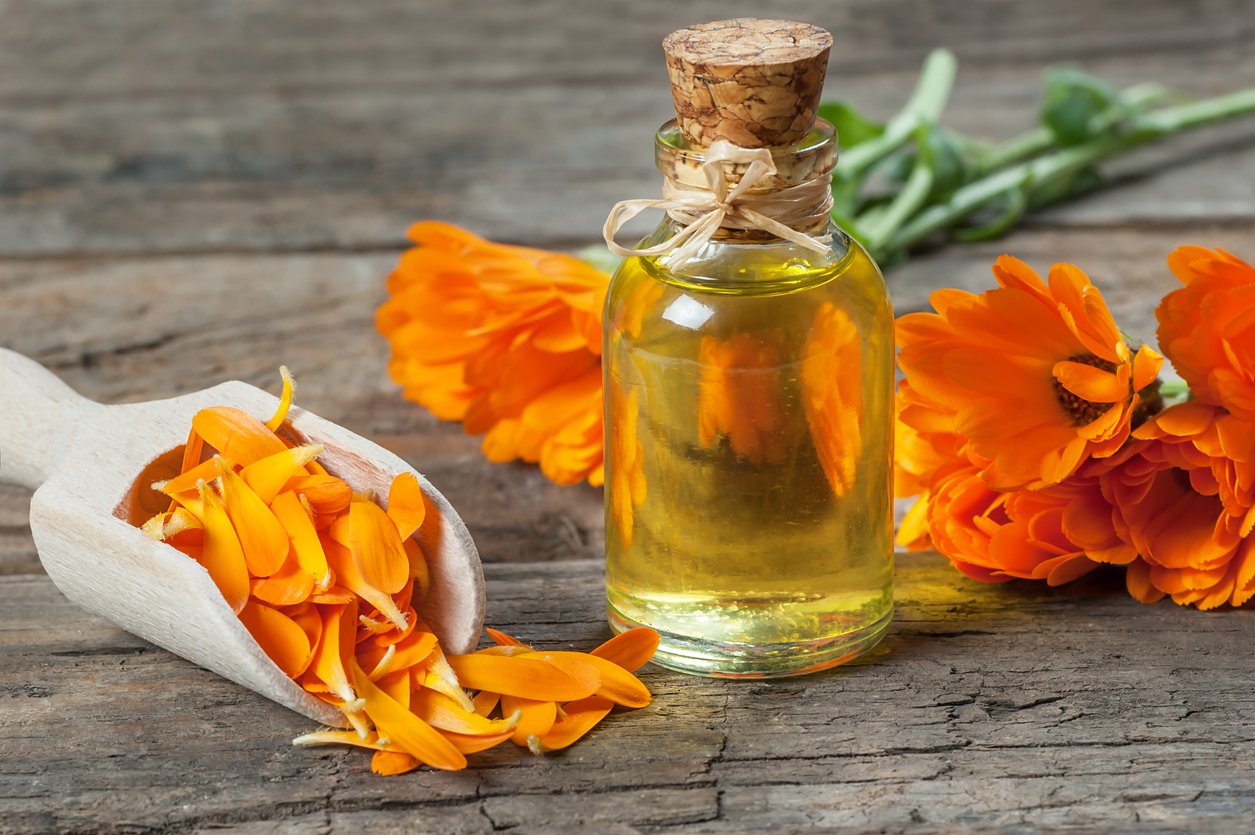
[878,88,1255,262]
[838,49,957,178]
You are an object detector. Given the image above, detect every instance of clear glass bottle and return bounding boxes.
[603,118,895,677]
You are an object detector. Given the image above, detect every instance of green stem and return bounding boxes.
[974,83,1179,175]
[977,127,1054,173]
[838,49,957,177]
[862,153,935,253]
[881,87,1255,260]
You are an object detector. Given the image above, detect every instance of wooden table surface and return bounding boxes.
[2,1,1254,832]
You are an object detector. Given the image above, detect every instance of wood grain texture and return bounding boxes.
[2,0,1254,830]
[2,556,1252,833]
[0,0,1252,254]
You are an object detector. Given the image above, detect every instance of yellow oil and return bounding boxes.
[603,225,894,677]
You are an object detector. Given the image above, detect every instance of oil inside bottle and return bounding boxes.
[603,223,895,678]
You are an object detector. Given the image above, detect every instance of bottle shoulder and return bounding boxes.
[605,222,891,351]
[608,221,887,321]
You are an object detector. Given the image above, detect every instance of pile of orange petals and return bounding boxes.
[376,222,609,487]
[137,369,659,774]
[296,625,659,775]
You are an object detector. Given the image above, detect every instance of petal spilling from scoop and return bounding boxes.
[589,627,661,673]
[349,662,466,771]
[446,653,596,702]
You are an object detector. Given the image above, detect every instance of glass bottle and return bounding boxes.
[602,20,894,678]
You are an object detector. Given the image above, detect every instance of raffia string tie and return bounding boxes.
[602,140,835,269]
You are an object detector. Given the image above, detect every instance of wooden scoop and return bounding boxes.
[0,348,484,728]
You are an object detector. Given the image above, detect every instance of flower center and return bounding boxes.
[1054,353,1118,426]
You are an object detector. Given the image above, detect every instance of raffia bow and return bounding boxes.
[602,140,834,269]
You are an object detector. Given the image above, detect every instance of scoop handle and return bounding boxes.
[0,349,94,489]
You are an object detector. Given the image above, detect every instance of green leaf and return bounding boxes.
[1040,67,1124,145]
[919,127,974,199]
[818,101,885,149]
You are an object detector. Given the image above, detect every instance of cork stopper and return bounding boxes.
[663,19,832,149]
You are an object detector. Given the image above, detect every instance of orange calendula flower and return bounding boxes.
[1103,402,1255,609]
[897,256,1164,490]
[376,222,610,486]
[1158,246,1255,422]
[135,369,658,774]
[907,454,1128,586]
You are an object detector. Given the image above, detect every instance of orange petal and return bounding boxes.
[196,480,250,614]
[529,696,615,754]
[370,750,421,776]
[270,490,330,586]
[293,729,384,751]
[265,366,296,432]
[445,653,596,702]
[441,729,515,754]
[306,600,358,703]
[192,406,288,467]
[472,690,501,717]
[241,445,324,505]
[287,474,353,516]
[239,600,313,678]
[375,669,412,709]
[523,650,650,708]
[1053,361,1127,404]
[485,627,532,649]
[349,662,466,771]
[140,507,205,550]
[251,547,316,606]
[216,458,288,577]
[349,499,410,595]
[167,428,206,513]
[411,689,518,735]
[386,629,439,672]
[404,539,430,601]
[501,695,557,746]
[322,536,409,631]
[589,628,659,672]
[158,458,221,496]
[1131,344,1164,392]
[423,646,477,712]
[285,603,324,657]
[387,472,427,540]
[1126,560,1167,605]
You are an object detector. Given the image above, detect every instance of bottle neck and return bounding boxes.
[653,119,837,245]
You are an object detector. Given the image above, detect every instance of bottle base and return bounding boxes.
[608,603,892,679]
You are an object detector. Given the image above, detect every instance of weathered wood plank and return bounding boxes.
[0,0,1251,255]
[1,556,1252,833]
[0,221,1242,575]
